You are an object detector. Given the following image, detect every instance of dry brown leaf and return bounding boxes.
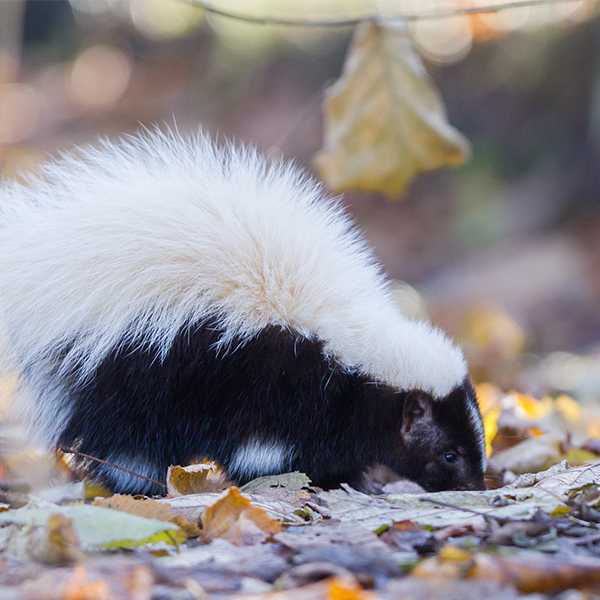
[275,520,389,551]
[533,461,600,495]
[20,560,154,600]
[488,431,567,475]
[471,552,600,593]
[159,489,307,526]
[167,462,229,496]
[240,471,311,492]
[22,513,83,566]
[414,543,600,594]
[92,494,199,537]
[202,487,282,546]
[316,20,470,198]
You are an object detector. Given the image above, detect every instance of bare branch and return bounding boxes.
[183,0,589,27]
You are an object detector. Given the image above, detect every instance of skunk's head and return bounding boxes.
[380,378,486,492]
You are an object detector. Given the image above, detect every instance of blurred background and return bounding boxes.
[1,0,600,425]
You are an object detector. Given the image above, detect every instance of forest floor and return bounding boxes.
[1,384,600,599]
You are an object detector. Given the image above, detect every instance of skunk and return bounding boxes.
[0,129,486,495]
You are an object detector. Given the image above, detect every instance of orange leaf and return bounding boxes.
[201,487,281,545]
[327,577,373,600]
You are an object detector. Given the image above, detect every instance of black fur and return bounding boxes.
[57,321,485,495]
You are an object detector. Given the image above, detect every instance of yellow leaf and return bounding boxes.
[438,545,472,562]
[166,461,228,496]
[586,417,600,440]
[564,447,598,465]
[465,306,525,359]
[512,392,549,421]
[475,382,502,415]
[549,506,570,517]
[554,394,581,423]
[316,20,470,198]
[412,555,472,579]
[483,406,500,456]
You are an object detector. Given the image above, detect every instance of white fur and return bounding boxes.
[0,129,467,433]
[467,396,487,470]
[229,438,294,479]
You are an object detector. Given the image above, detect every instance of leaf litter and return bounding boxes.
[0,388,600,597]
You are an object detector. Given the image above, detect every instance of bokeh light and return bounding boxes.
[207,12,277,54]
[0,83,42,144]
[129,0,204,40]
[69,45,132,111]
[69,0,117,16]
[410,14,473,64]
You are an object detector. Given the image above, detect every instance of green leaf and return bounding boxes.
[0,504,185,548]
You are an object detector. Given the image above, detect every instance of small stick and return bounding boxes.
[60,446,167,489]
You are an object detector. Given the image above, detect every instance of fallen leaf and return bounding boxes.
[240,472,311,492]
[471,551,600,593]
[0,504,185,548]
[167,461,228,496]
[320,484,563,531]
[504,459,570,489]
[277,563,354,590]
[159,489,307,526]
[92,494,199,537]
[385,577,535,600]
[4,513,83,566]
[163,537,288,583]
[565,447,599,465]
[201,487,282,545]
[326,577,374,600]
[226,575,370,600]
[20,559,154,600]
[488,431,567,474]
[275,520,389,551]
[411,554,472,580]
[483,406,500,457]
[554,394,582,423]
[533,461,600,495]
[437,545,473,562]
[315,20,469,198]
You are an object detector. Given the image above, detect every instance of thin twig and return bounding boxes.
[60,446,167,489]
[574,532,600,545]
[418,496,503,519]
[184,0,589,27]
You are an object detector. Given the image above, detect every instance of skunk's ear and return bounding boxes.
[401,392,434,436]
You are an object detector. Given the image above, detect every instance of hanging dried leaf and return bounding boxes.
[316,20,470,199]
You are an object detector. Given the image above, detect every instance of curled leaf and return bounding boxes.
[167,462,228,496]
[202,487,282,545]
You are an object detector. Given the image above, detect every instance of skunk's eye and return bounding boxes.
[444,452,457,464]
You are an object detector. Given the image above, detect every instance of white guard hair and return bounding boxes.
[0,128,467,400]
